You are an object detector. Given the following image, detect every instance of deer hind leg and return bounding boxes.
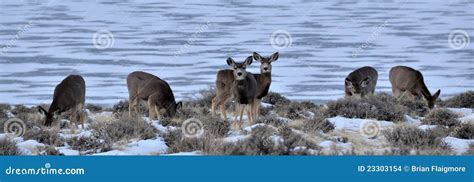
[254,99,261,121]
[147,98,156,120]
[154,105,162,121]
[77,103,85,129]
[211,96,218,117]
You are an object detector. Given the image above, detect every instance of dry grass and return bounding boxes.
[302,114,335,133]
[421,108,460,127]
[325,93,406,122]
[440,91,474,108]
[0,138,20,155]
[451,123,474,139]
[23,128,64,146]
[89,113,157,143]
[383,125,451,154]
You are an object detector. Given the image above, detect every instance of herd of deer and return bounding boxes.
[36,52,441,130]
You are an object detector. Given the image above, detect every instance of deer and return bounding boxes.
[211,52,278,121]
[229,56,257,125]
[251,52,279,119]
[224,56,257,127]
[38,75,86,129]
[127,71,182,120]
[389,66,441,109]
[344,66,378,99]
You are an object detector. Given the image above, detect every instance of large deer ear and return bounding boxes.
[345,78,352,87]
[38,106,48,115]
[176,101,182,110]
[253,52,263,62]
[244,56,253,66]
[432,89,441,100]
[269,52,279,62]
[226,57,235,66]
[360,77,370,87]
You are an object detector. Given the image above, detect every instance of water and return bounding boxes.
[0,0,473,106]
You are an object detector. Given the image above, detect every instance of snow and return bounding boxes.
[443,137,474,154]
[165,151,202,156]
[94,137,168,156]
[327,116,395,132]
[57,146,80,156]
[16,140,45,155]
[318,140,353,154]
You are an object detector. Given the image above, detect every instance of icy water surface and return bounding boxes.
[0,0,473,105]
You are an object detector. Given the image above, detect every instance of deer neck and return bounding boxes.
[420,83,432,101]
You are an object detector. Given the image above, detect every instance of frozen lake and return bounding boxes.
[0,0,473,106]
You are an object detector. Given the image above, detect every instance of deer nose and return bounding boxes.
[263,67,268,71]
[237,72,242,76]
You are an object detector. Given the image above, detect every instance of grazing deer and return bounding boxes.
[127,71,182,120]
[389,66,440,109]
[344,66,378,99]
[38,75,86,129]
[252,52,279,119]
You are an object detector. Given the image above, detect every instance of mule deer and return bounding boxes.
[211,52,279,120]
[38,75,86,129]
[227,56,257,126]
[345,66,378,99]
[252,52,279,119]
[127,71,182,120]
[389,66,440,109]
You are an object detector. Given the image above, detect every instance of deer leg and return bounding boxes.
[246,105,252,124]
[154,105,162,121]
[147,98,156,120]
[239,104,244,124]
[211,96,217,117]
[129,96,135,117]
[78,103,85,129]
[255,99,261,120]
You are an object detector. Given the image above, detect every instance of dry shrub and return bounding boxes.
[85,104,103,113]
[440,91,474,108]
[216,125,286,155]
[383,125,450,154]
[421,108,460,127]
[325,93,406,122]
[451,123,474,139]
[23,128,64,146]
[0,138,19,155]
[262,91,290,106]
[67,134,112,154]
[112,100,149,118]
[255,115,288,127]
[162,129,215,153]
[200,116,230,137]
[89,114,156,143]
[302,114,334,133]
[275,101,320,120]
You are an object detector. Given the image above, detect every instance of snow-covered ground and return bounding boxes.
[3,103,472,156]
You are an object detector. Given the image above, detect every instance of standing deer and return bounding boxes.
[127,71,182,120]
[38,75,86,129]
[227,56,257,126]
[252,52,279,119]
[344,66,378,99]
[389,66,441,109]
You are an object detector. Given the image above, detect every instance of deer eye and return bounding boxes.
[233,66,237,69]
